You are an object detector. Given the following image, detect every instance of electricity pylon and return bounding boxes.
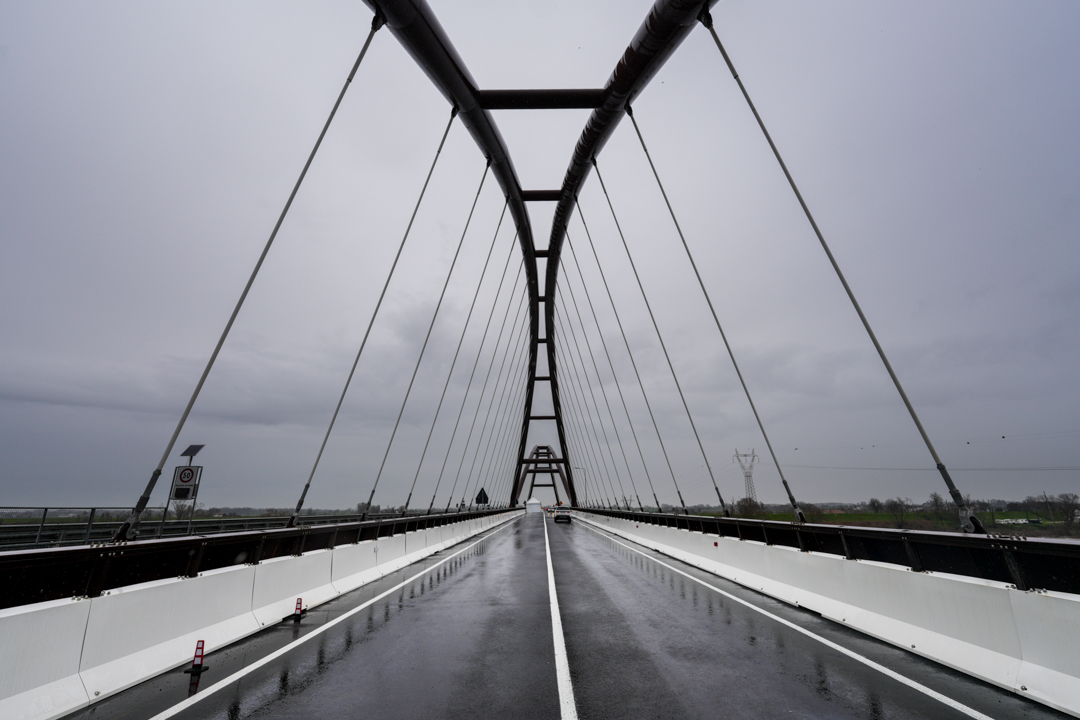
[734,449,758,504]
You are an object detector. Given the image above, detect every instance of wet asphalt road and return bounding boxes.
[65,513,1066,720]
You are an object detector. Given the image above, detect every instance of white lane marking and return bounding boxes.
[149,517,521,720]
[544,516,579,720]
[576,520,996,720]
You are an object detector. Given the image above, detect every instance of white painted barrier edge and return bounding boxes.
[3,510,523,720]
[573,512,1080,718]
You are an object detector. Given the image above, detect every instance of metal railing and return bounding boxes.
[578,508,1080,596]
[0,506,501,551]
[0,507,514,610]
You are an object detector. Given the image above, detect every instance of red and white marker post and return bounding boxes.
[183,639,208,674]
[293,597,304,623]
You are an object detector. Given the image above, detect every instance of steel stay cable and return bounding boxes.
[556,391,603,507]
[440,275,526,512]
[444,283,528,512]
[489,349,532,505]
[624,106,803,522]
[117,15,387,539]
[555,307,630,510]
[592,160,728,515]
[293,106,458,524]
[553,328,614,508]
[426,248,521,513]
[575,198,686,513]
[406,201,507,513]
[473,340,530,508]
[468,295,527,509]
[392,165,495,514]
[499,364,532,503]
[558,260,643,511]
[361,157,489,518]
[467,320,530,509]
[543,345,598,507]
[565,235,661,511]
[554,332,621,509]
[443,279,526,512]
[556,283,643,511]
[697,11,980,532]
[484,360,526,507]
[460,296,531,510]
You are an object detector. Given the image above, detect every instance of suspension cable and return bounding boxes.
[444,283,528,511]
[697,10,981,532]
[470,334,530,509]
[592,159,728,515]
[405,201,507,513]
[452,284,528,511]
[465,318,529,509]
[387,165,496,515]
[575,197,682,512]
[486,355,529,507]
[580,187,687,514]
[557,273,644,510]
[553,337,611,507]
[339,113,468,519]
[624,106,803,522]
[437,265,524,512]
[426,246,520,513]
[115,15,387,539]
[460,296,531,510]
[564,234,661,511]
[554,330,622,509]
[555,304,630,509]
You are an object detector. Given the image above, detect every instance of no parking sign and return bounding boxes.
[170,465,203,501]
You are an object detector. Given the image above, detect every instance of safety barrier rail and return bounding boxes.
[0,508,507,609]
[0,506,489,550]
[578,508,1080,595]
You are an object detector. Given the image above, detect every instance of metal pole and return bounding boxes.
[35,508,48,546]
[83,508,96,544]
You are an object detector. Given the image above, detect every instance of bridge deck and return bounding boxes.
[61,514,1066,720]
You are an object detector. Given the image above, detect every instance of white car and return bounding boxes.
[553,507,572,524]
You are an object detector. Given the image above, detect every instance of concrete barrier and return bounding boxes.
[574,512,1080,717]
[330,540,379,594]
[7,510,522,720]
[251,549,335,627]
[0,597,91,720]
[80,564,259,701]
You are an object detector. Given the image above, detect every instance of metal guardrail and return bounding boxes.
[0,508,511,610]
[578,508,1080,596]
[0,507,467,550]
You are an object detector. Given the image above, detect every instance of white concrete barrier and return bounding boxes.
[0,597,91,720]
[6,510,523,720]
[330,540,379,594]
[574,512,1080,717]
[80,564,259,701]
[251,549,335,627]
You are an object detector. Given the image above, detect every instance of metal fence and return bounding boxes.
[0,506,491,550]
[0,507,510,609]
[578,508,1080,596]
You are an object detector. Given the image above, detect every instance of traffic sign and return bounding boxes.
[170,465,203,501]
[475,488,489,505]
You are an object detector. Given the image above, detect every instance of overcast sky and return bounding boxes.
[2,0,1078,513]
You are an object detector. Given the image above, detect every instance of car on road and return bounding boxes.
[553,507,571,524]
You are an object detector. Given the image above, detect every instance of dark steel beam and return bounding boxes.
[521,190,563,202]
[543,1,719,441]
[478,89,604,110]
